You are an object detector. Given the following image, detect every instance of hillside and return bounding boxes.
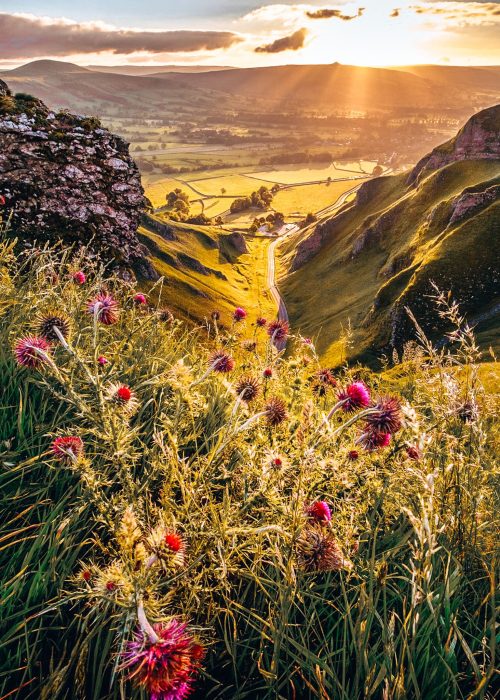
[2,60,499,114]
[138,214,276,323]
[278,105,500,366]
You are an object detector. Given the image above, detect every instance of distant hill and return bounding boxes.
[2,60,499,114]
[86,64,234,75]
[278,104,500,365]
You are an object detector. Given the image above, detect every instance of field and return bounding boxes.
[249,163,370,185]
[272,180,368,218]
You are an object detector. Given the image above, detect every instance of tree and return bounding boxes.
[372,165,384,177]
[221,187,226,195]
[304,212,317,225]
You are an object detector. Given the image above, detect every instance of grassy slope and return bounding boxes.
[278,160,500,366]
[138,217,275,324]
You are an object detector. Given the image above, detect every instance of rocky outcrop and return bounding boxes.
[408,104,500,185]
[448,183,500,226]
[224,231,247,254]
[0,84,157,279]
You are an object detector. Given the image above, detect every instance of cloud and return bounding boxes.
[410,2,500,19]
[306,7,364,20]
[255,27,308,52]
[0,13,241,59]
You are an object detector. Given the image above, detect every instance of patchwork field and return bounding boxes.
[249,163,368,185]
[273,179,368,218]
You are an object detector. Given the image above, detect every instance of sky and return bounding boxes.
[1,0,499,69]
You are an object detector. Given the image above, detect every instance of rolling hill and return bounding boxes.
[277,104,500,366]
[2,60,499,115]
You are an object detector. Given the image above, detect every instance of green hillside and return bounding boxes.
[138,215,275,324]
[278,142,500,366]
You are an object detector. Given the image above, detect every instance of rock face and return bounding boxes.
[408,104,500,184]
[0,84,156,278]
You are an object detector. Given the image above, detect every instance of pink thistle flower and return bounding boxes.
[164,532,184,554]
[338,382,371,412]
[14,336,51,369]
[208,350,235,373]
[51,436,84,463]
[97,355,108,366]
[347,450,359,461]
[271,457,282,468]
[121,619,204,700]
[263,367,273,379]
[133,293,147,305]
[87,293,119,326]
[233,307,247,322]
[267,319,289,342]
[81,569,92,582]
[358,431,391,452]
[365,396,402,433]
[106,580,117,592]
[72,271,86,285]
[256,317,267,327]
[306,501,332,524]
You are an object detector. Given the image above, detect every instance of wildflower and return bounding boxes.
[36,310,71,343]
[106,580,117,592]
[312,368,336,395]
[365,396,402,433]
[358,431,391,451]
[72,270,86,285]
[241,339,257,352]
[263,367,273,379]
[14,336,51,369]
[297,525,346,572]
[87,293,119,325]
[164,532,184,554]
[347,449,359,460]
[97,355,108,366]
[121,616,204,700]
[107,383,139,413]
[306,501,332,524]
[272,457,282,468]
[233,307,247,322]
[338,382,370,412]
[406,445,421,461]
[159,308,174,323]
[208,350,235,373]
[51,436,84,463]
[235,376,261,402]
[133,293,147,305]
[256,317,267,327]
[267,319,289,342]
[81,569,92,582]
[265,397,288,427]
[0,194,6,206]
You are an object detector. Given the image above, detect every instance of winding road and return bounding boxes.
[266,182,364,331]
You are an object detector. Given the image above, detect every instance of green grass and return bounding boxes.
[278,159,500,366]
[138,217,276,324]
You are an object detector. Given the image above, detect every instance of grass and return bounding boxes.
[0,238,497,699]
[278,159,500,367]
[249,163,368,185]
[187,174,275,197]
[138,217,276,324]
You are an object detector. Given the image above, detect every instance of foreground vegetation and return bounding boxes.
[0,239,498,699]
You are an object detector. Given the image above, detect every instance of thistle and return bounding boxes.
[36,310,71,343]
[297,525,346,572]
[337,382,370,412]
[233,307,247,322]
[13,336,51,369]
[357,430,391,451]
[265,397,288,426]
[121,605,204,700]
[364,396,402,433]
[87,293,119,325]
[107,383,139,413]
[306,500,332,524]
[235,376,261,402]
[267,319,289,343]
[208,350,235,373]
[51,436,84,463]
